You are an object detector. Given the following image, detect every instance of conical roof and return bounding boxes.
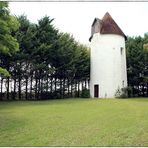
[100,12,126,37]
[89,12,126,41]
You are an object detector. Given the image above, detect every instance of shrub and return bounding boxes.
[120,87,128,98]
[115,87,122,98]
[115,86,132,98]
[80,89,90,98]
[126,86,133,97]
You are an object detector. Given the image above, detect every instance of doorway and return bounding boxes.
[94,84,99,98]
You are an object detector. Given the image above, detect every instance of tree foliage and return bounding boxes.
[0,2,19,77]
[126,34,148,97]
[0,3,90,100]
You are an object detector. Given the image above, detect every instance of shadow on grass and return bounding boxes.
[0,98,92,110]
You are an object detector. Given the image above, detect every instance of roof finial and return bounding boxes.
[102,12,111,20]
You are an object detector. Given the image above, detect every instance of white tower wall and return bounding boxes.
[90,33,127,98]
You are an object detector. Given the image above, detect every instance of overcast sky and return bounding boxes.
[9,2,148,45]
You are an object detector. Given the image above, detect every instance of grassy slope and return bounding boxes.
[0,98,148,146]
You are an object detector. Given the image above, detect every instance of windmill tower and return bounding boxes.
[89,12,127,98]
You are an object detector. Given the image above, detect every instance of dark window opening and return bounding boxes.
[120,47,123,55]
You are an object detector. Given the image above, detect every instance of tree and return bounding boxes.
[0,2,19,76]
[0,2,19,100]
[32,16,58,99]
[12,15,36,100]
[126,35,148,97]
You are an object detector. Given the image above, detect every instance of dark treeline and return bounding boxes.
[0,2,90,100]
[126,34,148,97]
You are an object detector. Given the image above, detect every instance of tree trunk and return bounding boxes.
[50,76,53,93]
[78,80,80,97]
[60,78,62,98]
[82,81,84,91]
[30,75,33,99]
[74,80,77,97]
[18,77,21,100]
[38,78,41,99]
[71,80,73,98]
[67,78,69,97]
[25,77,28,100]
[13,78,16,100]
[6,77,9,100]
[40,78,43,99]
[63,78,65,98]
[46,76,48,92]
[132,85,135,97]
[0,78,3,100]
[142,84,144,97]
[55,77,57,92]
[85,80,87,89]
[35,78,38,100]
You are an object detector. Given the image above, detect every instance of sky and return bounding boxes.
[9,2,148,45]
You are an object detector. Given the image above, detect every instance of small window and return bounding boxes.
[122,80,124,87]
[120,47,123,55]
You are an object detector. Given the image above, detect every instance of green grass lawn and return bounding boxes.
[0,98,148,146]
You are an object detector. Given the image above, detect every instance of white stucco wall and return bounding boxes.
[90,33,127,98]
